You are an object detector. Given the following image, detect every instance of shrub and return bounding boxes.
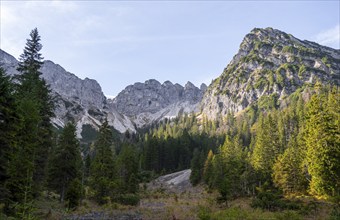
[198,205,211,220]
[65,178,83,210]
[116,194,140,206]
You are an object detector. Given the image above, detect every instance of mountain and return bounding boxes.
[0,49,204,137]
[113,79,206,127]
[0,49,135,136]
[1,27,338,137]
[200,27,340,119]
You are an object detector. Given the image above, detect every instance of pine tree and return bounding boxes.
[251,112,281,181]
[15,28,54,194]
[89,119,117,204]
[116,144,139,193]
[272,135,307,195]
[47,122,82,203]
[305,88,340,197]
[214,135,244,202]
[0,68,20,209]
[190,148,202,185]
[203,150,214,187]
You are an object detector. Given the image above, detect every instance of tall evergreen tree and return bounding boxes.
[47,122,82,203]
[213,135,244,202]
[190,148,203,186]
[15,28,54,194]
[0,68,20,208]
[305,88,340,197]
[89,119,117,204]
[116,144,139,193]
[272,135,307,194]
[251,112,281,181]
[203,150,214,187]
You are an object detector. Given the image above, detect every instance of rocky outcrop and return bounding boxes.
[113,79,206,127]
[0,49,206,134]
[201,27,340,119]
[113,79,206,116]
[0,49,136,136]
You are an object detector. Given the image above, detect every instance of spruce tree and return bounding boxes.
[305,88,340,197]
[15,28,54,194]
[116,144,139,193]
[203,150,214,187]
[0,68,20,208]
[89,119,117,204]
[272,135,307,194]
[251,112,281,181]
[190,148,202,185]
[47,122,82,203]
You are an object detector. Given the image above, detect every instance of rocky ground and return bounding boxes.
[146,169,193,193]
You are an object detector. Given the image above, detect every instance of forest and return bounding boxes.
[0,29,339,219]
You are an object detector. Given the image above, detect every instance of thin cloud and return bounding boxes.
[314,24,340,49]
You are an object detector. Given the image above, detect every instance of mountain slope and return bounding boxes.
[0,49,136,135]
[113,79,206,127]
[0,49,205,135]
[201,27,340,119]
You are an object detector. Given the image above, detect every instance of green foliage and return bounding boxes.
[89,119,117,204]
[81,124,98,143]
[7,28,55,205]
[282,45,298,54]
[254,76,268,90]
[298,65,306,77]
[251,185,301,211]
[208,207,302,220]
[203,150,215,187]
[198,205,212,220]
[116,144,139,193]
[0,68,20,206]
[304,88,340,197]
[47,122,82,203]
[190,148,204,186]
[115,194,140,206]
[275,67,285,87]
[258,94,279,110]
[213,136,245,202]
[272,135,307,195]
[329,202,340,220]
[65,178,82,209]
[321,57,331,68]
[251,112,281,179]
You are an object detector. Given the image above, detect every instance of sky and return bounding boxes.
[0,1,339,98]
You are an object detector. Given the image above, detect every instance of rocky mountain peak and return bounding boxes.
[200,83,208,92]
[113,79,205,117]
[201,27,340,119]
[0,49,17,65]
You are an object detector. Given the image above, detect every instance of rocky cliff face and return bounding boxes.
[201,27,340,119]
[0,49,136,136]
[0,49,205,135]
[113,79,206,127]
[2,27,337,135]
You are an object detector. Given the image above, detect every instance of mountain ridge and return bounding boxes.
[1,27,339,136]
[0,49,204,137]
[200,27,340,119]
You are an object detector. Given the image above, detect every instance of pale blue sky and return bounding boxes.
[1,1,339,97]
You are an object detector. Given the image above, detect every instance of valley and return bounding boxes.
[0,26,339,219]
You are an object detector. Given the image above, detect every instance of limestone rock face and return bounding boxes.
[201,27,340,119]
[113,79,206,118]
[0,49,136,136]
[0,49,205,134]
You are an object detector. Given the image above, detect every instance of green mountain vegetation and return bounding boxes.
[0,28,339,219]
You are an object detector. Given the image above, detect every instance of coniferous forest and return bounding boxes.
[0,29,339,219]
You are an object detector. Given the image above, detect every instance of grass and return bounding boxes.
[24,187,337,220]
